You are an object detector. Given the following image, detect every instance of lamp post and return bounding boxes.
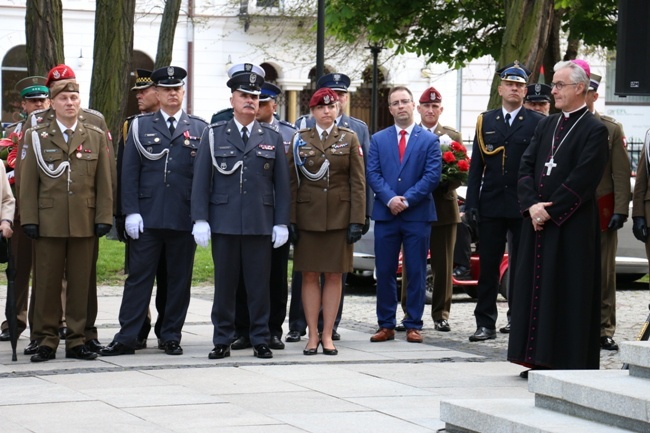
[367,43,383,134]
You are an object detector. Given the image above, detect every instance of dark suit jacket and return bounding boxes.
[367,124,441,222]
[122,110,207,232]
[191,119,290,235]
[466,107,543,219]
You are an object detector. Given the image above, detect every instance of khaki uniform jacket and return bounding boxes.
[633,146,650,219]
[595,112,631,215]
[430,124,463,226]
[19,108,113,237]
[288,125,366,231]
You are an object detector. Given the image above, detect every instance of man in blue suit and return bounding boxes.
[367,86,441,344]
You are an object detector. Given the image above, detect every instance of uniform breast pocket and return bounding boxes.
[214,148,238,170]
[330,146,351,157]
[256,150,275,176]
[81,152,99,175]
[42,149,63,163]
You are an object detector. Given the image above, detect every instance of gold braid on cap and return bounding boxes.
[475,113,506,173]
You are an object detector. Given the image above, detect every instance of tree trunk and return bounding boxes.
[88,0,136,148]
[487,0,555,109]
[25,0,65,75]
[154,0,182,68]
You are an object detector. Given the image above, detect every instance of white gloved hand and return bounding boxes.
[125,213,144,240]
[438,133,452,146]
[192,220,211,247]
[272,224,289,248]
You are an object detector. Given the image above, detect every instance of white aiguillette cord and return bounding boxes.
[209,127,244,192]
[131,116,171,182]
[30,115,71,191]
[292,133,330,188]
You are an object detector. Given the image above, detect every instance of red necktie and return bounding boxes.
[398,129,407,162]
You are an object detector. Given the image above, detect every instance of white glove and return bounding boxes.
[438,133,452,146]
[125,213,144,240]
[272,224,288,248]
[192,220,211,247]
[7,171,14,181]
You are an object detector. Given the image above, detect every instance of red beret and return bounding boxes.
[46,64,76,87]
[419,87,442,104]
[309,88,338,108]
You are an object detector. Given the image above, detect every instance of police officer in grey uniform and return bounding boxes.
[287,72,371,342]
[191,63,291,360]
[100,66,207,357]
[232,82,296,351]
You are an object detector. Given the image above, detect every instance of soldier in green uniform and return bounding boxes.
[0,76,48,347]
[20,65,113,362]
[586,73,631,351]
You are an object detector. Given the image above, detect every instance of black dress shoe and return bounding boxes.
[58,327,69,340]
[285,330,302,342]
[208,344,231,359]
[500,323,511,334]
[254,344,273,359]
[519,369,530,379]
[134,338,147,350]
[84,339,104,353]
[164,340,183,355]
[66,345,98,360]
[469,327,497,342]
[269,335,285,350]
[434,319,451,332]
[0,329,11,341]
[99,341,135,356]
[157,338,165,350]
[453,266,471,281]
[231,336,252,350]
[303,343,319,356]
[30,346,56,362]
[332,331,341,341]
[600,336,619,351]
[395,322,406,332]
[24,340,39,355]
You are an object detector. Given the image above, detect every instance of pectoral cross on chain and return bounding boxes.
[545,158,557,175]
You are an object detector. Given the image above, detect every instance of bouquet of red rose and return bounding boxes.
[0,131,19,186]
[438,135,470,185]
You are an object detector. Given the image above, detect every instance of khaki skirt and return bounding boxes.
[293,229,353,273]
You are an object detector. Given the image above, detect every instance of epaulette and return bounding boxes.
[125,114,137,121]
[349,116,368,127]
[442,125,459,133]
[5,121,22,131]
[279,119,297,130]
[600,114,619,125]
[298,127,311,134]
[188,113,208,123]
[338,126,355,133]
[136,112,155,119]
[31,108,48,116]
[84,123,105,134]
[82,107,105,119]
[208,120,228,128]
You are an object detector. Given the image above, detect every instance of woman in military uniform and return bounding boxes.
[287,88,366,356]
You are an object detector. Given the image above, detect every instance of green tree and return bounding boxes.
[25,0,65,75]
[88,0,136,146]
[325,0,617,108]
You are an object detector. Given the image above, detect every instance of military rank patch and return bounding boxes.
[258,144,275,151]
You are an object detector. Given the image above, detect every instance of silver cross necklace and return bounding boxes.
[545,110,589,175]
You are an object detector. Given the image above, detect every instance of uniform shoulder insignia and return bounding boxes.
[208,120,228,128]
[442,125,459,133]
[261,122,276,130]
[84,123,105,135]
[298,127,311,133]
[338,126,355,133]
[279,119,297,130]
[188,113,208,124]
[136,112,155,119]
[600,114,618,125]
[349,116,368,127]
[82,107,105,119]
[31,108,48,116]
[125,114,137,121]
[5,121,21,130]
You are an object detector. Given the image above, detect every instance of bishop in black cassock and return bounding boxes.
[508,60,609,373]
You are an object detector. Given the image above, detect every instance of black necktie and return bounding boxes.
[241,126,248,145]
[168,116,176,135]
[505,113,511,128]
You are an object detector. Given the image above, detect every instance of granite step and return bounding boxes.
[440,398,635,433]
[621,341,650,378]
[528,369,650,432]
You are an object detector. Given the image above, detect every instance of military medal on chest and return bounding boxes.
[184,130,190,145]
[76,144,83,159]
